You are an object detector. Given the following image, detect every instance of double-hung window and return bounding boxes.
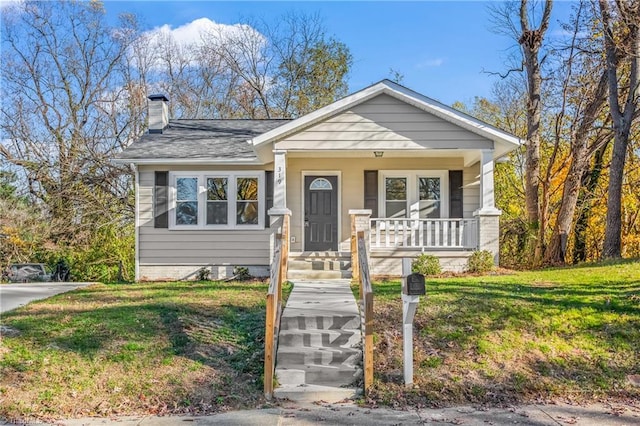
[385,177,407,218]
[418,177,441,218]
[170,172,264,229]
[176,177,199,225]
[380,171,447,219]
[206,177,228,225]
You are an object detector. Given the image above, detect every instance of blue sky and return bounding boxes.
[104,1,574,107]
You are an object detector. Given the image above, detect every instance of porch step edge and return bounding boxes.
[287,270,352,280]
[273,384,360,403]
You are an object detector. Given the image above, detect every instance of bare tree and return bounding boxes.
[197,11,352,119]
[518,0,553,264]
[489,0,553,265]
[0,1,139,244]
[599,0,640,258]
[545,0,611,264]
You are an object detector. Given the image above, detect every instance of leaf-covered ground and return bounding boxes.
[366,260,640,408]
[0,280,290,422]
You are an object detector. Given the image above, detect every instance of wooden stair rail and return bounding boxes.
[264,214,289,400]
[356,230,374,393]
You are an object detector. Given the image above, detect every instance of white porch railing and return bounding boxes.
[370,218,478,250]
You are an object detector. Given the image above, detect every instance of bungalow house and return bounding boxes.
[115,80,521,281]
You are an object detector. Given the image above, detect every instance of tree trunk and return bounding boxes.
[519,0,552,266]
[573,145,607,263]
[545,73,608,265]
[602,127,630,258]
[599,0,640,259]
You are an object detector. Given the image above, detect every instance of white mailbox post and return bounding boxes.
[401,257,423,387]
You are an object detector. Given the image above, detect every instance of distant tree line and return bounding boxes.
[1,0,638,278]
[465,0,639,268]
[0,0,352,280]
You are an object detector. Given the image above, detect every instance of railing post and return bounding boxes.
[350,213,359,282]
[269,208,291,282]
[279,213,290,300]
[357,231,374,394]
[264,292,275,399]
[265,207,291,400]
[349,209,372,283]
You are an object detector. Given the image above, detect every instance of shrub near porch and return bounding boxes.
[369,260,640,406]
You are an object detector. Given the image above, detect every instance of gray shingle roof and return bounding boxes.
[115,119,290,162]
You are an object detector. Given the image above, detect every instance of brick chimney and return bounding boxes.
[148,94,169,134]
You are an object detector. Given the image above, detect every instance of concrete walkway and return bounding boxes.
[28,401,640,425]
[0,282,95,314]
[274,279,362,402]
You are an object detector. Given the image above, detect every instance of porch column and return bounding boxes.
[273,150,287,209]
[474,149,501,264]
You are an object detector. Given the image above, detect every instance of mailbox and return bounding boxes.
[404,272,426,295]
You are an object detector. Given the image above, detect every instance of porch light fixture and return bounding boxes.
[374,151,384,158]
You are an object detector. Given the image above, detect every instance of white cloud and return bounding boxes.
[150,18,222,47]
[140,17,265,65]
[416,58,445,69]
[0,0,24,11]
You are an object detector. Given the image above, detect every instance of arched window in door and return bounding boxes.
[309,177,333,190]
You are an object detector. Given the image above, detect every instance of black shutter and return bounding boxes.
[364,170,378,217]
[449,170,463,218]
[154,171,169,228]
[265,170,274,227]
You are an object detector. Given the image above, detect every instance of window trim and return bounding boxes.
[169,171,265,230]
[379,170,449,219]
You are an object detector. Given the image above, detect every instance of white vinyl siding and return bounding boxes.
[276,94,494,151]
[137,167,272,268]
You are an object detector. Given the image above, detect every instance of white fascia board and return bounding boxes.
[111,158,264,165]
[249,79,523,152]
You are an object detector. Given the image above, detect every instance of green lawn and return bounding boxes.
[368,260,640,407]
[0,280,290,422]
[2,262,638,421]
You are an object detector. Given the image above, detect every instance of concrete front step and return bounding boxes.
[287,253,352,280]
[287,259,351,271]
[273,384,360,403]
[274,279,361,403]
[278,329,362,349]
[276,363,361,387]
[280,314,360,331]
[287,270,352,280]
[277,345,361,366]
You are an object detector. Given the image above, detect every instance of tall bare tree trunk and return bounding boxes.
[519,0,552,266]
[599,0,640,259]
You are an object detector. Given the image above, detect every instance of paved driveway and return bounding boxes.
[0,282,94,314]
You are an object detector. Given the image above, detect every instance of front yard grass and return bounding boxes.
[0,280,291,422]
[368,260,640,407]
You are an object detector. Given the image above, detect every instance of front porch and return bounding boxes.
[273,214,492,279]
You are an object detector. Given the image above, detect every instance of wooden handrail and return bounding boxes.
[356,230,374,393]
[264,214,289,400]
